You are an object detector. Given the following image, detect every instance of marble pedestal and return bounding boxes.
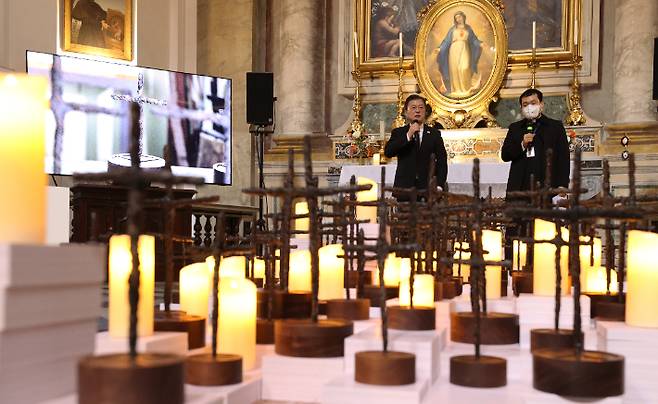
[344,327,444,383]
[94,331,189,355]
[320,374,429,404]
[261,354,344,402]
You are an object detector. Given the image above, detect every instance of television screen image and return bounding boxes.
[26,50,232,185]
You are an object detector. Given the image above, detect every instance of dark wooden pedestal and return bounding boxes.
[355,351,415,385]
[440,278,462,300]
[511,271,533,296]
[533,348,624,397]
[257,289,312,319]
[530,328,583,352]
[450,312,519,344]
[326,298,370,321]
[433,281,443,301]
[450,355,507,388]
[153,310,206,349]
[584,292,619,318]
[257,318,275,344]
[78,353,184,404]
[347,270,372,288]
[388,305,436,330]
[185,353,242,386]
[363,285,399,307]
[274,319,353,357]
[597,300,626,322]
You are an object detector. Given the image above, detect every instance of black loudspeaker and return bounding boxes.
[653,38,658,100]
[246,72,274,125]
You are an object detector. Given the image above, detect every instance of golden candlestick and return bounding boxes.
[528,47,539,89]
[393,57,405,129]
[348,67,366,159]
[565,46,586,126]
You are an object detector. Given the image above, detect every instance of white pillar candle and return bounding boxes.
[584,266,618,294]
[253,257,266,280]
[289,249,312,292]
[318,244,345,300]
[626,230,658,328]
[579,236,602,292]
[482,230,503,299]
[452,242,471,279]
[399,274,434,308]
[372,153,381,165]
[294,201,309,239]
[533,219,570,296]
[108,234,155,338]
[356,177,378,223]
[0,74,47,244]
[373,253,405,287]
[217,278,257,370]
[206,255,247,279]
[179,262,211,319]
[513,240,527,270]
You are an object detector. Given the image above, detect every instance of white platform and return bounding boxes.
[344,327,443,383]
[261,354,344,402]
[450,297,517,314]
[320,374,429,404]
[94,331,189,355]
[185,371,262,404]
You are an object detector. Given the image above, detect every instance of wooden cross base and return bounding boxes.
[433,281,444,301]
[450,355,507,388]
[440,277,463,299]
[354,351,416,386]
[450,312,520,344]
[347,270,373,288]
[153,310,206,349]
[274,318,354,357]
[530,328,583,352]
[78,353,184,404]
[533,348,624,397]
[511,271,533,296]
[363,285,399,307]
[185,353,243,386]
[326,298,370,321]
[388,305,436,330]
[257,289,312,319]
[256,318,275,344]
[584,292,619,318]
[596,300,625,322]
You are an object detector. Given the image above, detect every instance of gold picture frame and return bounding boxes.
[414,0,508,128]
[355,0,581,75]
[62,0,133,61]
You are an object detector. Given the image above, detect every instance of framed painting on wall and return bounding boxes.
[62,0,133,61]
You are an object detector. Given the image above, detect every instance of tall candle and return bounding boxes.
[179,262,211,319]
[0,74,47,244]
[584,266,618,294]
[579,236,601,292]
[356,177,378,223]
[217,277,257,370]
[399,274,434,308]
[532,21,537,49]
[289,249,312,292]
[205,255,247,279]
[399,32,403,59]
[373,253,404,287]
[482,230,503,299]
[626,230,658,327]
[319,244,345,300]
[294,201,309,239]
[108,234,155,338]
[353,31,359,65]
[453,242,471,280]
[533,219,570,296]
[574,19,579,46]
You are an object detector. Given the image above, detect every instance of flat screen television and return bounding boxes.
[26,50,232,185]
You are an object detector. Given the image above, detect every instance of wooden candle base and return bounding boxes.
[450,312,519,344]
[533,348,624,397]
[185,353,242,386]
[511,271,533,296]
[530,328,583,352]
[363,285,398,307]
[257,318,275,344]
[354,351,415,385]
[388,305,436,330]
[78,353,184,404]
[326,298,370,320]
[450,355,507,387]
[584,292,619,318]
[274,318,353,357]
[596,300,625,322]
[153,310,206,349]
[433,281,443,301]
[257,289,312,319]
[347,270,372,288]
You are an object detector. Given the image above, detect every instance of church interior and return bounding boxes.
[1,0,658,403]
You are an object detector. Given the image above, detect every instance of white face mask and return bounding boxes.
[522,104,541,120]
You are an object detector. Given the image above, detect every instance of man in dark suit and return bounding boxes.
[384,94,448,200]
[502,88,570,197]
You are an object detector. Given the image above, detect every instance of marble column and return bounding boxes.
[612,0,658,123]
[275,0,326,139]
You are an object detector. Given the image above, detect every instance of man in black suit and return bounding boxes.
[501,88,570,197]
[384,94,448,200]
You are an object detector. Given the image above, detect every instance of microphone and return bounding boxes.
[526,122,535,149]
[412,119,420,142]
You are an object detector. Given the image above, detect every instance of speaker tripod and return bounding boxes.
[250,124,273,233]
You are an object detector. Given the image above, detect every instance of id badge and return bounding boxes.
[526,147,535,158]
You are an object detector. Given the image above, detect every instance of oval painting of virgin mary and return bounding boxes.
[424,4,496,100]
